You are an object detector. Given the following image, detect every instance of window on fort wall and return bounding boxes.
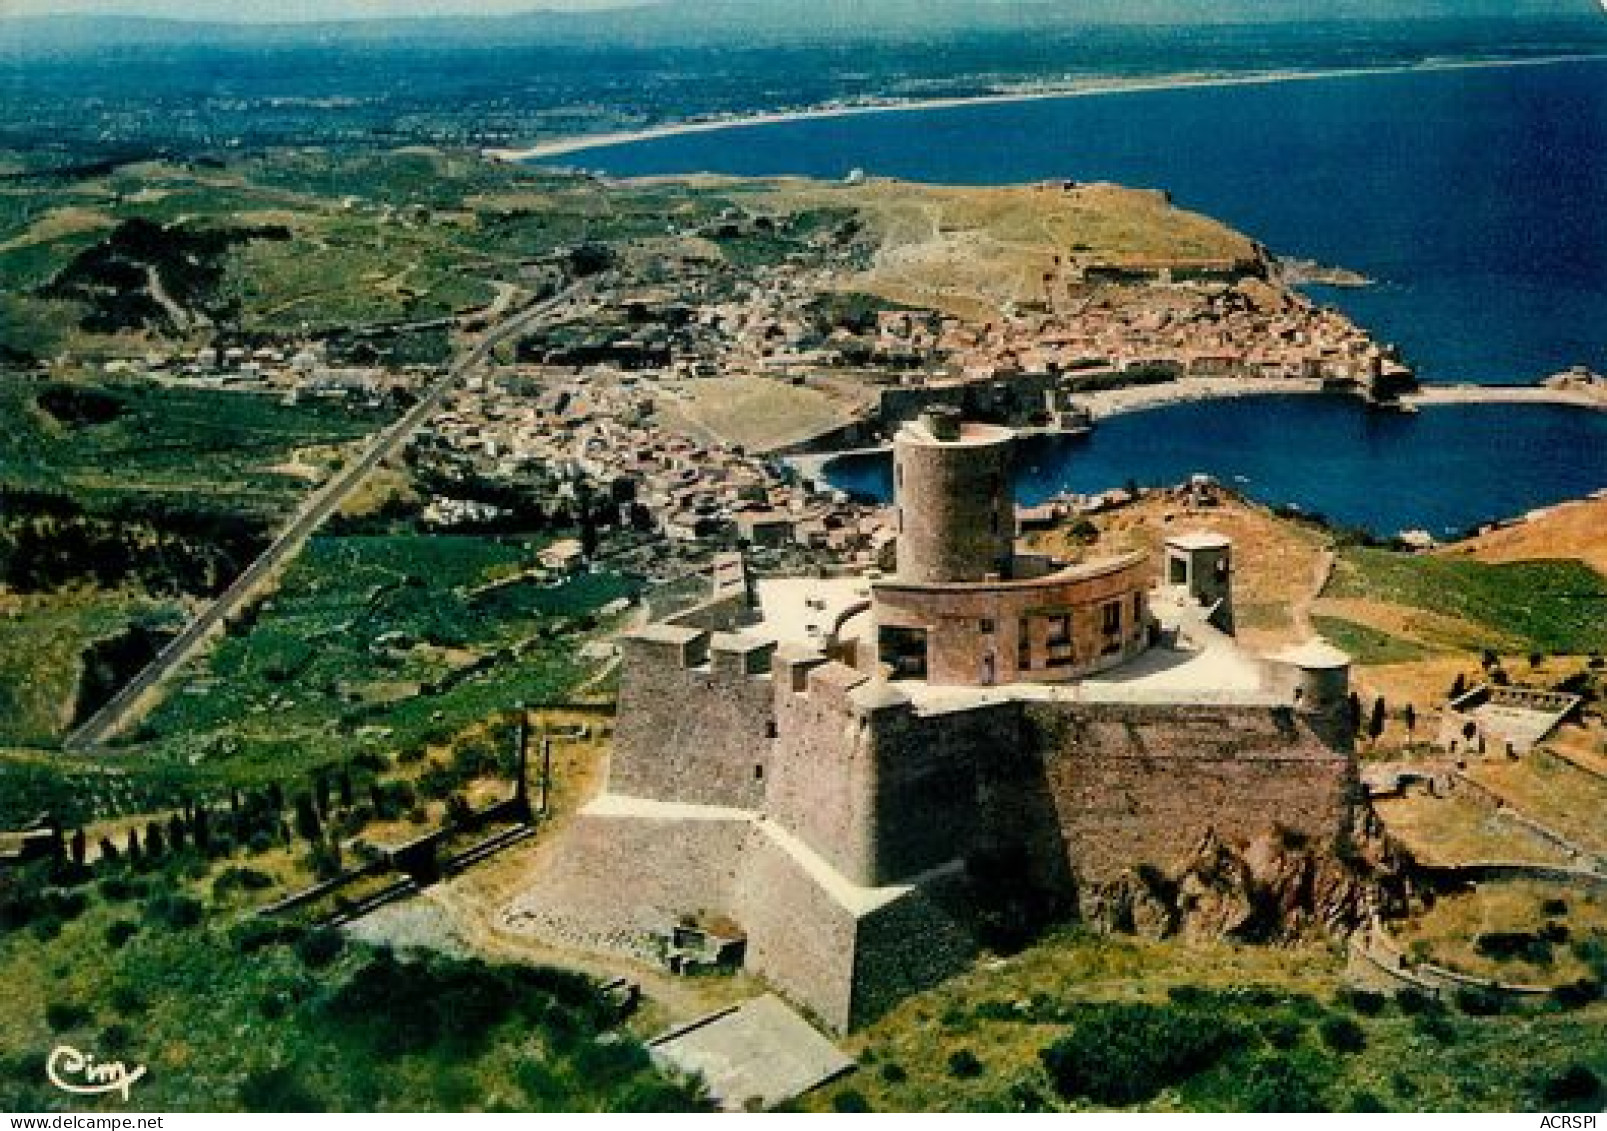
[1100,600,1123,655]
[1046,613,1074,667]
[879,625,929,680]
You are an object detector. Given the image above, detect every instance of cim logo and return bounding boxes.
[46,1045,147,1103]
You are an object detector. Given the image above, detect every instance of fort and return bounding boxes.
[510,406,1366,1032]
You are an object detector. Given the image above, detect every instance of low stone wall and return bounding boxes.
[1349,918,1556,1002]
[1451,772,1605,870]
[1418,862,1607,893]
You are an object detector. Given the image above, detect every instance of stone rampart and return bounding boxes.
[609,627,776,809]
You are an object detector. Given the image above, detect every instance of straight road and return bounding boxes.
[64,283,588,751]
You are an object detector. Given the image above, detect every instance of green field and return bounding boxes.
[0,373,391,512]
[1310,615,1433,666]
[1327,550,1607,655]
[134,534,634,782]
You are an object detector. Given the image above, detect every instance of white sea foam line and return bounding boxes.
[488,52,1607,163]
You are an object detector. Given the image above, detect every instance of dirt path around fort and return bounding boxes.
[1292,548,1335,641]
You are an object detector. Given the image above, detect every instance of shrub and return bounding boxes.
[1335,989,1387,1016]
[948,1049,984,1079]
[45,1001,93,1031]
[1318,1015,1366,1054]
[213,866,276,898]
[1394,988,1443,1016]
[294,926,345,970]
[97,1023,134,1056]
[97,875,146,902]
[307,839,343,882]
[879,1062,907,1084]
[1549,979,1602,1010]
[1541,1065,1602,1105]
[1237,1054,1328,1113]
[1575,933,1607,982]
[1412,1011,1457,1044]
[1475,931,1552,965]
[104,919,139,949]
[1347,1091,1388,1112]
[1040,1002,1245,1105]
[233,917,304,954]
[145,892,204,930]
[1453,987,1507,1017]
[239,1065,327,1113]
[831,1089,871,1113]
[106,984,147,1017]
[1259,1014,1304,1050]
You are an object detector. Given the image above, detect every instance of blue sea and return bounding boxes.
[821,396,1607,537]
[553,58,1607,386]
[548,59,1607,532]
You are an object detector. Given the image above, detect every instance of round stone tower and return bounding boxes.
[1278,638,1353,716]
[893,407,1015,584]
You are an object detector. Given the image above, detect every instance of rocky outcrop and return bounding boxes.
[1077,809,1401,945]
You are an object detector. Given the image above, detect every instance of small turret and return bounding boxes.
[1164,532,1234,635]
[1276,638,1353,716]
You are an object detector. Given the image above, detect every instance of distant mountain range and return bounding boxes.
[2,0,1602,53]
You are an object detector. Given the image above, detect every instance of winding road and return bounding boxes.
[64,283,589,752]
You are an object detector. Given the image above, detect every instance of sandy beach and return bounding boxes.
[488,53,1607,165]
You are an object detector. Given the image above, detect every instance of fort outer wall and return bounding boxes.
[608,625,1359,909]
[1000,700,1359,899]
[577,626,1358,1029]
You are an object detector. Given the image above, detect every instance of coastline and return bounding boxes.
[1087,377,1607,421]
[488,52,1607,165]
[784,378,1607,483]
